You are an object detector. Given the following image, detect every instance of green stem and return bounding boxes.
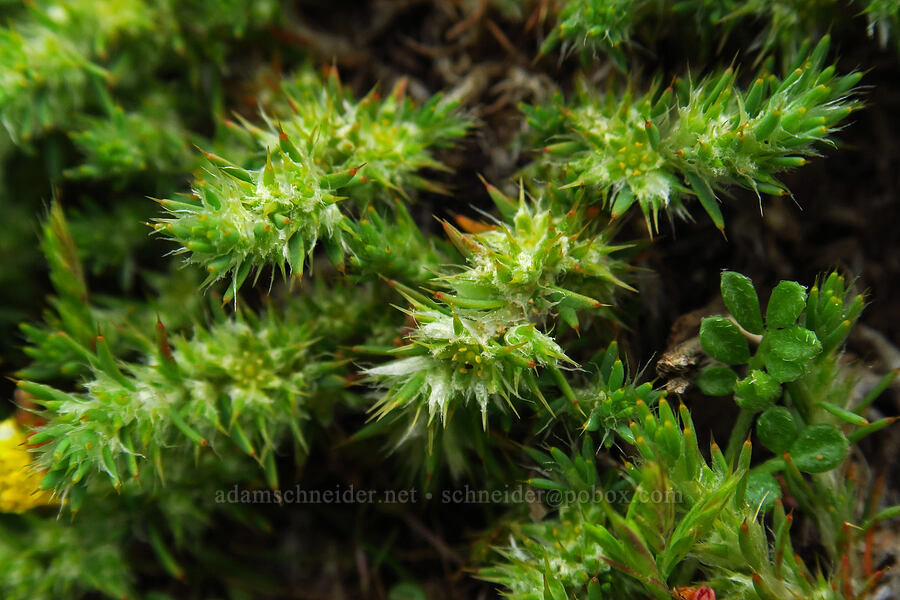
[725,408,755,466]
[754,455,787,475]
[785,381,812,424]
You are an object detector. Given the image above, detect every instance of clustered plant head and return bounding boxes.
[524,35,861,232]
[1,1,898,599]
[156,68,471,293]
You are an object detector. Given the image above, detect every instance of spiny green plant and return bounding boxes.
[156,68,471,291]
[343,200,451,283]
[525,36,861,232]
[2,1,898,599]
[19,203,205,381]
[65,93,192,181]
[268,71,472,198]
[438,182,633,325]
[542,0,900,61]
[0,0,281,143]
[0,0,290,354]
[0,509,135,600]
[1,412,288,599]
[15,204,387,503]
[483,272,897,599]
[363,183,635,443]
[485,396,893,600]
[0,0,129,142]
[19,302,342,498]
[539,0,645,67]
[365,278,572,431]
[866,0,900,49]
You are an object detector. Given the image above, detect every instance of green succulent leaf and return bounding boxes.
[766,280,807,329]
[768,326,822,362]
[735,370,782,412]
[756,406,798,454]
[746,470,782,513]
[696,365,738,396]
[700,316,751,365]
[721,271,764,334]
[789,424,850,473]
[763,353,807,383]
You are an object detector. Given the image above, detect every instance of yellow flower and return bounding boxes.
[0,418,56,513]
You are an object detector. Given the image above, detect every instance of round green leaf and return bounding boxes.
[746,470,782,513]
[769,327,822,363]
[757,406,797,454]
[789,424,849,473]
[735,369,781,412]
[763,353,807,383]
[700,317,751,365]
[696,366,738,396]
[766,280,807,329]
[721,271,764,334]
